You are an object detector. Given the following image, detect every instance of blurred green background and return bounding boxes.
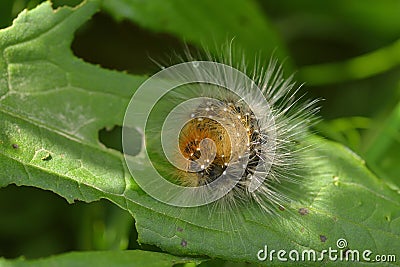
[0,0,399,265]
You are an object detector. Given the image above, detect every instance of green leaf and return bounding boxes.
[0,250,199,267]
[298,38,400,85]
[0,1,399,266]
[101,0,291,68]
[314,116,371,152]
[0,0,145,198]
[364,101,400,187]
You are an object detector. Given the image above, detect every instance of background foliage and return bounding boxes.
[0,0,399,266]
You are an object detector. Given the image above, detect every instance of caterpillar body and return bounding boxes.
[123,49,319,214]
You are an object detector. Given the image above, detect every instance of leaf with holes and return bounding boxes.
[101,0,291,68]
[0,1,399,266]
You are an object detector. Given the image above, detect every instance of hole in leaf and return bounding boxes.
[72,13,197,75]
[51,0,83,8]
[98,125,141,156]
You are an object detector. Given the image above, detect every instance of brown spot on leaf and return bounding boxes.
[12,144,19,149]
[177,227,183,232]
[319,235,327,242]
[180,239,187,247]
[298,208,309,215]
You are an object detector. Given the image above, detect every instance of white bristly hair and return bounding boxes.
[149,44,320,214]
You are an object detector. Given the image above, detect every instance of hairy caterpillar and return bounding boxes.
[123,47,319,214]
